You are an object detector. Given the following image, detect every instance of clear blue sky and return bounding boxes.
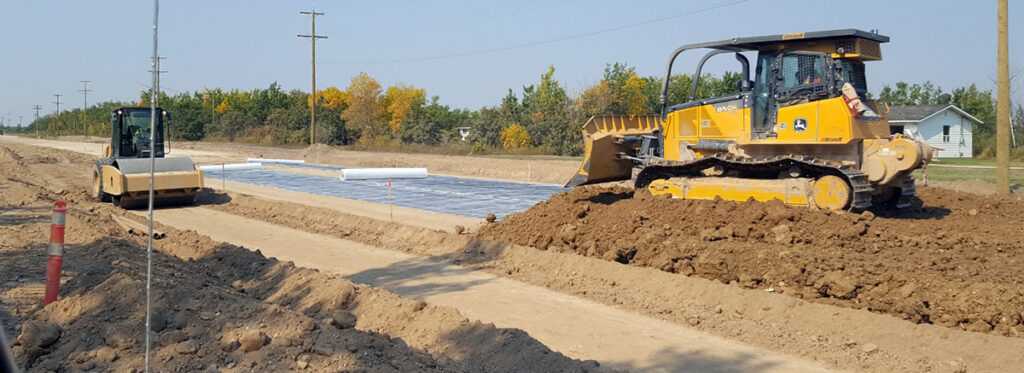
[0,0,1020,127]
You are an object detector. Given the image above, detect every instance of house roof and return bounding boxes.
[886,104,983,124]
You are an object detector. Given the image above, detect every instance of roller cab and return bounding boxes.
[92,107,205,209]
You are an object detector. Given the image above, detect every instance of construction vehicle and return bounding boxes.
[566,29,931,210]
[92,107,204,209]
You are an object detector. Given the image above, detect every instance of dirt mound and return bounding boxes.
[478,186,1024,337]
[299,143,332,159]
[11,236,459,372]
[4,216,609,372]
[0,145,32,178]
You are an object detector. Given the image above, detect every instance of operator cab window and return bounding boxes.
[780,54,825,88]
[126,111,151,139]
[840,60,868,95]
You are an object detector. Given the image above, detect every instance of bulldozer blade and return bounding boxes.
[565,115,661,188]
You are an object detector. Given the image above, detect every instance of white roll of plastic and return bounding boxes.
[246,158,305,165]
[199,163,262,172]
[339,168,428,181]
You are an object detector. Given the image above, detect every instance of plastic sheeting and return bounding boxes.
[199,163,262,172]
[204,166,566,220]
[246,158,305,165]
[340,168,427,180]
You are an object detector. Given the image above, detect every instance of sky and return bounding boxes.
[0,0,1021,127]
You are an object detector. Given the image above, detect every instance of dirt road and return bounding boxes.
[144,206,831,372]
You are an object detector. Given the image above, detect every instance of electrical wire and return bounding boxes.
[325,0,748,65]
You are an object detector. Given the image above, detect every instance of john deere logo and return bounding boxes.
[794,118,808,132]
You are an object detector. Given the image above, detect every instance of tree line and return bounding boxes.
[8,63,742,156]
[7,64,1020,158]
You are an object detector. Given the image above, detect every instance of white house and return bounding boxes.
[887,104,979,158]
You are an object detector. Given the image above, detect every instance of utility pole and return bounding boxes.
[996,0,1010,194]
[79,80,91,136]
[33,105,42,137]
[298,9,326,145]
[53,94,62,135]
[149,57,167,106]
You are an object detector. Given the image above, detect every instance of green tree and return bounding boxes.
[878,81,952,105]
[401,96,471,145]
[603,62,638,114]
[523,65,576,154]
[468,106,506,148]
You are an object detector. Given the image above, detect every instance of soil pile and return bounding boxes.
[478,186,1024,337]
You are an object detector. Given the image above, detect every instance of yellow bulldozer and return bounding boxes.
[567,29,931,210]
[92,107,204,209]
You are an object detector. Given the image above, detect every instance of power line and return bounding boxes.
[149,56,168,106]
[80,80,91,135]
[33,105,42,137]
[298,9,327,145]
[53,94,62,134]
[327,0,747,65]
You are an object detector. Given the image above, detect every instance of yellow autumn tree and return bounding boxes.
[622,74,648,115]
[215,98,230,114]
[500,123,532,149]
[310,86,350,109]
[382,83,426,137]
[341,72,385,141]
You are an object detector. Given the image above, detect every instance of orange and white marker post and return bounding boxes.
[387,179,394,222]
[44,200,67,305]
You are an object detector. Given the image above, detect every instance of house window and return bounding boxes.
[942,125,950,142]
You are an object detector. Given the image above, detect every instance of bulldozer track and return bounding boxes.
[635,154,874,210]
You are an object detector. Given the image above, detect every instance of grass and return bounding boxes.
[929,157,1024,167]
[913,166,1024,184]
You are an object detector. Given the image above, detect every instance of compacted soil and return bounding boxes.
[478,186,1024,337]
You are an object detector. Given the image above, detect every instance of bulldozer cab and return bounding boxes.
[567,29,889,187]
[673,35,880,141]
[111,107,168,159]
